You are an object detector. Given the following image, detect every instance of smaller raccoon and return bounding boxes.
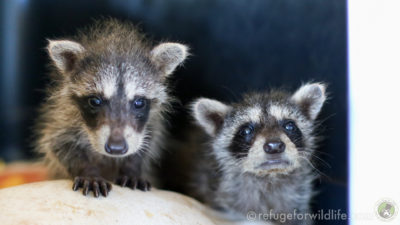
[162,83,326,224]
[35,19,188,197]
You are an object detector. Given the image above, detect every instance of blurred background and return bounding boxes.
[0,0,347,224]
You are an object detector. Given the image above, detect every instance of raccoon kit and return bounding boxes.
[35,19,188,197]
[162,83,326,224]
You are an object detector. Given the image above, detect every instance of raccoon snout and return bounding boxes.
[263,141,285,154]
[105,136,128,155]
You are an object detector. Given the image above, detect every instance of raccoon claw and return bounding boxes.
[72,176,112,197]
[137,178,151,191]
[116,176,151,191]
[119,176,129,187]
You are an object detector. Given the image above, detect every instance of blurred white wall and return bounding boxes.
[349,0,400,224]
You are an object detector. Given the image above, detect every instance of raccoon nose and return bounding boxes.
[264,141,285,154]
[105,137,128,155]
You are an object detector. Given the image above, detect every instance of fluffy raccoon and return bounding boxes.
[161,83,326,224]
[35,19,188,197]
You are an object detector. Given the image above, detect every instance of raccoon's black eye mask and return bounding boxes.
[88,96,104,108]
[280,119,303,148]
[71,94,105,128]
[71,94,105,113]
[239,123,255,140]
[72,94,152,130]
[132,98,146,109]
[229,122,258,158]
[130,97,151,121]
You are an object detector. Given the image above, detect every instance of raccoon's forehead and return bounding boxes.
[225,102,305,128]
[70,64,166,101]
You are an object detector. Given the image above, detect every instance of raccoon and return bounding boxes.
[35,19,188,197]
[161,83,326,224]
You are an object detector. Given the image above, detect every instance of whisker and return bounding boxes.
[299,151,332,169]
[298,155,330,179]
[300,148,333,158]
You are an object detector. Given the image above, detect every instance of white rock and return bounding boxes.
[0,180,267,225]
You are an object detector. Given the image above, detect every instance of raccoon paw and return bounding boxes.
[116,175,151,191]
[72,176,112,197]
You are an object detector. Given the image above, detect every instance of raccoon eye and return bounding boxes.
[88,96,103,108]
[133,98,146,109]
[239,124,254,136]
[283,120,297,132]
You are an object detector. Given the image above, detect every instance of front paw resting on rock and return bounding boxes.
[116,175,151,191]
[72,176,112,197]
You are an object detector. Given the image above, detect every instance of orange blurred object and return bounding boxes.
[0,162,48,188]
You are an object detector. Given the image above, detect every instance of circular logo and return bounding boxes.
[376,199,398,221]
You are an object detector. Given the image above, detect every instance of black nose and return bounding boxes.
[105,137,128,155]
[264,141,285,154]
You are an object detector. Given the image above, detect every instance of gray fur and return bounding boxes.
[161,83,326,224]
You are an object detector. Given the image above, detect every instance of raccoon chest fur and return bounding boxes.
[215,169,314,216]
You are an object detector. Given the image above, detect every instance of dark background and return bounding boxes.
[0,0,347,224]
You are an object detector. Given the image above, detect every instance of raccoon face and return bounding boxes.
[193,83,326,176]
[47,40,188,157]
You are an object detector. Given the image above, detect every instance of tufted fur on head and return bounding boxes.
[35,18,188,196]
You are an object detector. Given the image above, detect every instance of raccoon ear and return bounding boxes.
[192,98,231,136]
[291,83,327,120]
[47,40,85,72]
[150,42,188,76]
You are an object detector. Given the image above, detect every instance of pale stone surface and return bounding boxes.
[0,180,266,225]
